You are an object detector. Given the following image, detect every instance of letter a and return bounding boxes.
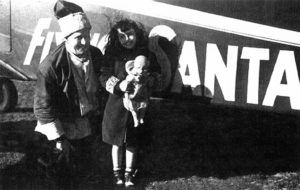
[263,50,300,110]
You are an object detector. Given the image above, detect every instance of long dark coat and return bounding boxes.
[34,42,104,125]
[100,48,161,146]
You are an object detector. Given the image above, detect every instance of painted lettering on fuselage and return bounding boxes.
[24,18,300,111]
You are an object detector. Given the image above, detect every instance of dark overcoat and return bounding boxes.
[100,48,161,146]
[34,42,104,125]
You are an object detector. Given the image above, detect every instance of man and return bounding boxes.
[33,0,104,187]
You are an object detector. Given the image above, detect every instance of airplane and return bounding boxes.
[1,0,300,116]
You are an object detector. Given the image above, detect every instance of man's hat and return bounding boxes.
[54,0,91,38]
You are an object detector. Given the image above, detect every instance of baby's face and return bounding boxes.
[132,56,149,77]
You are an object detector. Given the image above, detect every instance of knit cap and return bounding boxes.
[53,0,91,38]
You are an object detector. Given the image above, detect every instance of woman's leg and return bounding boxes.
[125,146,137,187]
[112,145,124,186]
[112,145,123,171]
[125,146,136,172]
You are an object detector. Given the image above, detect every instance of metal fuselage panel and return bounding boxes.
[1,0,300,114]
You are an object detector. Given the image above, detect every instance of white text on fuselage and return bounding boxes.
[24,18,300,110]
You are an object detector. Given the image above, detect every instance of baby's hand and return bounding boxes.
[125,74,135,82]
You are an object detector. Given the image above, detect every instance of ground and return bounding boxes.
[0,80,300,190]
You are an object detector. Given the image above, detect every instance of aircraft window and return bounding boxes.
[0,0,11,52]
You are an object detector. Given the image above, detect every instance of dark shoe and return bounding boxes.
[113,170,124,186]
[36,148,62,179]
[124,171,135,187]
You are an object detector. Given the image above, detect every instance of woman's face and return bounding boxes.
[65,29,90,56]
[117,28,137,49]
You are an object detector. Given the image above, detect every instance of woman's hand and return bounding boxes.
[119,78,135,93]
[119,80,130,92]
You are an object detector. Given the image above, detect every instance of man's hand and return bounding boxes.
[55,136,74,163]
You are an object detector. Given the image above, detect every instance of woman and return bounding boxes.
[100,18,171,187]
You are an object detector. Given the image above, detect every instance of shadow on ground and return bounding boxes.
[0,119,113,190]
[0,100,300,189]
[139,100,300,181]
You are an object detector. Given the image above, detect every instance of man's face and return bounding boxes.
[117,28,137,49]
[65,29,90,56]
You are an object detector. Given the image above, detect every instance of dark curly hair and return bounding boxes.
[104,18,148,58]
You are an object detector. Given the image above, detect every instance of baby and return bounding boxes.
[123,55,152,127]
